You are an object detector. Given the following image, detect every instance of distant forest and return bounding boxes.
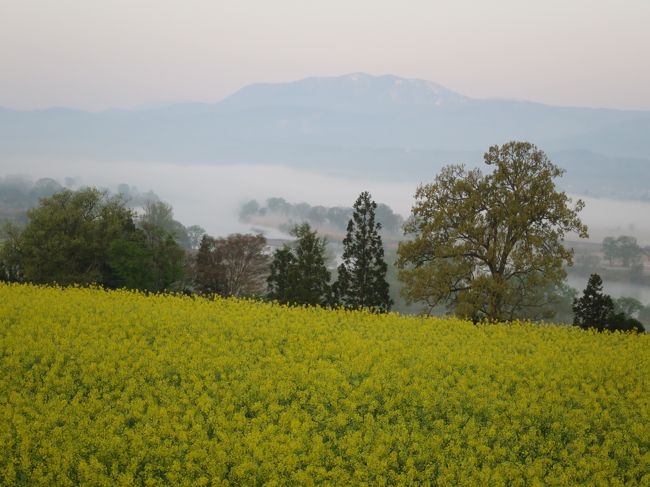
[0,175,159,225]
[239,197,404,236]
[1,170,649,328]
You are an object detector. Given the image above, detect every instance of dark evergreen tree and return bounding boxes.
[572,274,614,331]
[333,191,392,312]
[267,246,298,304]
[292,223,331,306]
[267,223,331,306]
[605,313,645,333]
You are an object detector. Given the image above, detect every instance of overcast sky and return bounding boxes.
[1,0,649,111]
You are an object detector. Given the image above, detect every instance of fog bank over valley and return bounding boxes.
[3,157,650,247]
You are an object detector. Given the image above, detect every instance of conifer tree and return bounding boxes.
[334,191,392,312]
[267,246,297,304]
[573,273,614,331]
[267,223,331,306]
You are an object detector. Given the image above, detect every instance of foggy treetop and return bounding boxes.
[0,175,159,225]
[239,197,404,236]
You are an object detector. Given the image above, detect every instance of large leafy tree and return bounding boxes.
[397,141,588,322]
[105,231,156,290]
[267,223,331,306]
[1,188,186,291]
[333,191,392,312]
[16,188,136,285]
[215,233,269,297]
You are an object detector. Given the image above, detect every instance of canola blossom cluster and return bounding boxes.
[1,283,649,485]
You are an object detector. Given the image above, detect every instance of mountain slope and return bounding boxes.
[1,73,649,196]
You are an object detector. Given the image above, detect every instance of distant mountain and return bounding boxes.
[218,73,468,112]
[1,73,649,197]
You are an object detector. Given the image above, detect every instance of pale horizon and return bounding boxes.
[1,0,649,112]
[4,71,650,114]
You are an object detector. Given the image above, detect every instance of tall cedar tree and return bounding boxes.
[572,274,614,330]
[266,246,297,304]
[267,223,331,306]
[333,191,392,312]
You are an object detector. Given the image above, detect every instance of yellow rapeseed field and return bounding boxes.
[1,283,649,486]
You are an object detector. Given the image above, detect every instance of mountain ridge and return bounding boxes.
[5,73,650,114]
[1,73,649,198]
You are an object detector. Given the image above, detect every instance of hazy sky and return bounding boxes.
[1,0,649,111]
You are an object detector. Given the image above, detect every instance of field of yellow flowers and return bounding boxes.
[1,283,649,485]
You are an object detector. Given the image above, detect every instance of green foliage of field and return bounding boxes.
[1,283,649,485]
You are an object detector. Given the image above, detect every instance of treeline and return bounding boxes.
[1,141,646,332]
[187,192,393,311]
[602,236,650,267]
[571,235,650,285]
[0,188,394,312]
[0,189,204,291]
[240,197,404,235]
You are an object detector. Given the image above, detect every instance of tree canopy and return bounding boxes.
[602,235,643,267]
[397,141,588,322]
[240,197,404,235]
[196,233,269,297]
[15,188,136,286]
[0,188,185,291]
